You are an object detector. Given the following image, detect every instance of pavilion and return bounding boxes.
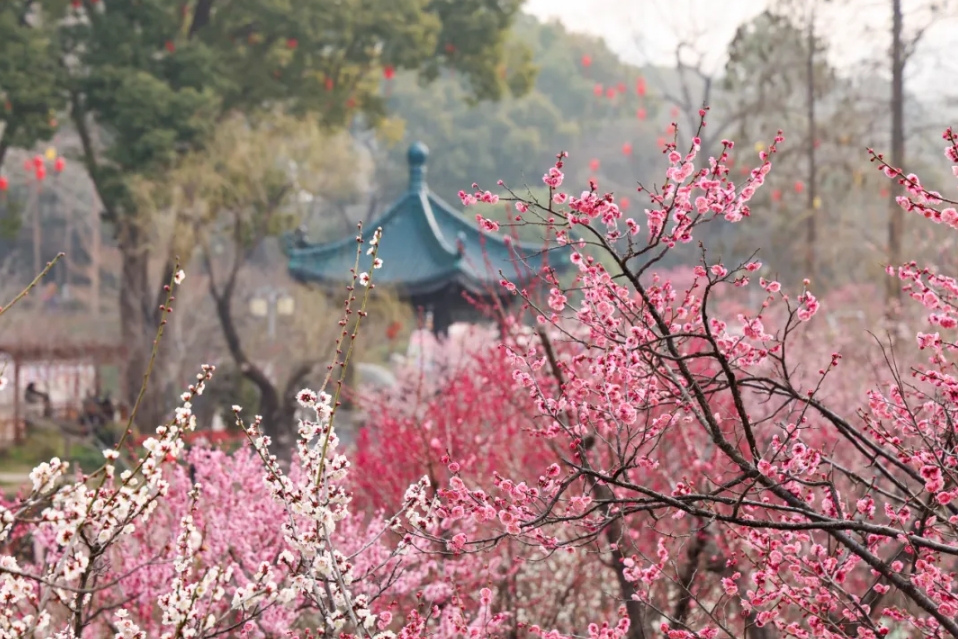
[284,142,558,335]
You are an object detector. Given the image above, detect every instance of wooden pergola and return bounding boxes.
[0,341,125,445]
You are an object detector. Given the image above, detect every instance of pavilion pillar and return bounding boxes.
[13,355,22,443]
[431,300,453,338]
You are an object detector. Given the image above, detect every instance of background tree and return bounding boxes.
[0,3,62,170]
[38,0,533,428]
[164,112,406,443]
[880,0,952,312]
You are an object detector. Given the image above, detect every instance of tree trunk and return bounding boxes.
[118,224,170,431]
[804,12,818,282]
[885,0,904,314]
[0,130,10,170]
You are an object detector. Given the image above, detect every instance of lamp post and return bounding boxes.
[249,287,296,340]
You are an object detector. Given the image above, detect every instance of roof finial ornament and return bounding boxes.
[408,141,429,192]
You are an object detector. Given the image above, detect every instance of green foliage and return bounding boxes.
[0,194,24,240]
[0,0,530,226]
[0,4,64,160]
[376,13,657,205]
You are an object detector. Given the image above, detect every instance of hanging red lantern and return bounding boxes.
[670,105,680,119]
[54,157,66,173]
[286,38,298,50]
[880,187,890,198]
[814,138,821,149]
[622,142,632,156]
[771,189,782,202]
[739,167,749,176]
[445,43,456,54]
[794,180,805,194]
[346,97,357,109]
[616,81,626,94]
[35,165,46,182]
[165,40,175,53]
[605,87,616,100]
[0,176,7,192]
[593,83,603,97]
[386,321,402,341]
[23,159,32,172]
[636,107,647,121]
[32,155,44,169]
[636,77,646,97]
[383,65,395,80]
[324,77,334,91]
[620,197,631,211]
[665,123,675,136]
[581,54,592,68]
[589,158,600,172]
[71,0,81,7]
[656,137,666,150]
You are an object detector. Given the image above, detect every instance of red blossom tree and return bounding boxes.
[434,119,958,639]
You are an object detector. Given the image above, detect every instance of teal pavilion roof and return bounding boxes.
[285,142,553,297]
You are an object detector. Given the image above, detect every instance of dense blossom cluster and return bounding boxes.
[4,122,958,639]
[448,121,958,639]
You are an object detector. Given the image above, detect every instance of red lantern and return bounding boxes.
[622,142,632,156]
[740,167,749,176]
[383,65,395,80]
[32,155,43,169]
[880,187,890,198]
[794,181,805,194]
[165,40,175,53]
[23,159,32,172]
[386,321,402,340]
[670,105,680,119]
[665,123,675,136]
[581,54,592,68]
[346,97,357,109]
[617,81,626,94]
[605,87,616,100]
[0,176,7,191]
[771,189,782,202]
[325,77,334,91]
[54,157,65,173]
[636,77,646,97]
[620,197,631,211]
[589,158,600,172]
[656,137,666,150]
[636,107,647,121]
[445,43,456,54]
[593,83,603,97]
[71,0,81,7]
[814,139,821,148]
[35,165,46,182]
[286,38,298,50]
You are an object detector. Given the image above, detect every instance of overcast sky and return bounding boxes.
[523,0,957,93]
